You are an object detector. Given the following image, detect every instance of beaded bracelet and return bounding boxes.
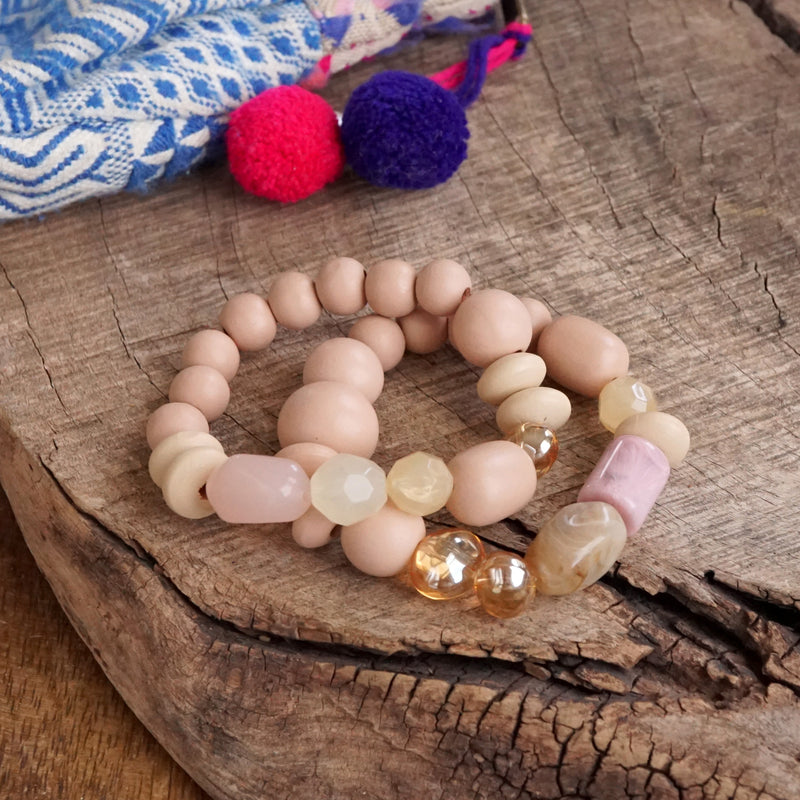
[145,257,690,619]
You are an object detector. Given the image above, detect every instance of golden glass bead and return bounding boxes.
[597,376,657,433]
[386,451,454,516]
[409,529,486,600]
[473,551,535,618]
[506,423,559,477]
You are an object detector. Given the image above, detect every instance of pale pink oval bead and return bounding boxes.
[205,454,311,524]
[315,257,367,315]
[364,259,416,318]
[268,272,322,330]
[302,337,384,402]
[219,293,276,351]
[292,506,337,549]
[168,365,230,421]
[519,297,553,351]
[275,442,337,477]
[415,258,471,316]
[181,329,241,381]
[146,402,209,449]
[398,307,448,354]
[348,315,406,371]
[577,435,670,536]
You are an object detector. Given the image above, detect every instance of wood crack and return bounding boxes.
[739,0,800,52]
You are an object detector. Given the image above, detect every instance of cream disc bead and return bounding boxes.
[446,440,537,527]
[314,256,366,315]
[146,402,209,449]
[277,381,379,458]
[449,289,533,368]
[161,446,228,519]
[520,297,553,351]
[267,271,322,330]
[614,411,690,467]
[340,502,426,577]
[348,315,406,371]
[275,442,337,477]
[496,386,571,435]
[219,293,276,351]
[292,506,337,549]
[537,315,629,398]
[476,352,547,406]
[310,454,387,526]
[168,364,230,421]
[414,258,471,316]
[180,329,240,381]
[386,451,454,516]
[398,307,448,354]
[302,337,384,403]
[364,258,417,318]
[149,430,224,488]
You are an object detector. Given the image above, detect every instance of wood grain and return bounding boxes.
[1,0,800,797]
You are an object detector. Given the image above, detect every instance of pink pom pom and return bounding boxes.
[226,85,345,203]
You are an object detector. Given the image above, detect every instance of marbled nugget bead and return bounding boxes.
[386,451,454,516]
[577,435,670,535]
[474,551,535,618]
[598,376,657,432]
[409,530,485,600]
[506,423,559,477]
[524,502,627,595]
[310,453,387,526]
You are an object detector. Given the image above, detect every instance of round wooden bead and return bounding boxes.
[302,337,385,403]
[496,386,571,434]
[537,315,629,398]
[148,430,224,489]
[614,411,690,467]
[364,258,416,318]
[180,329,240,381]
[340,503,426,577]
[474,551,534,618]
[519,297,552,351]
[398,307,448,354]
[168,365,230,421]
[348,315,406,371]
[414,258,471,316]
[449,289,533,368]
[219,293,276,351]
[275,442,337,477]
[146,402,209,449]
[268,271,322,330]
[161,446,228,519]
[476,352,547,406]
[446,440,537,527]
[292,506,337,549]
[315,256,367,315]
[277,381,379,458]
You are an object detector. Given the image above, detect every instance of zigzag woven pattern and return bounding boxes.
[0,0,323,219]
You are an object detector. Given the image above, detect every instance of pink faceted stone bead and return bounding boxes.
[577,435,670,536]
[205,454,311,524]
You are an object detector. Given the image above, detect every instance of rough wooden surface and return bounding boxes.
[2,0,800,797]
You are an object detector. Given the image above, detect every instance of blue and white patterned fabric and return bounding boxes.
[0,0,323,219]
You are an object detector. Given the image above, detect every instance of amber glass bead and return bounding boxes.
[473,551,535,618]
[506,423,559,477]
[409,530,486,600]
[598,376,657,433]
[386,451,454,516]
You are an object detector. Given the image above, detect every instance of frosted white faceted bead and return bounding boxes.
[161,446,228,519]
[310,453,387,526]
[149,430,225,489]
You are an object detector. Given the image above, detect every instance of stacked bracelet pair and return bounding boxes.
[145,257,690,618]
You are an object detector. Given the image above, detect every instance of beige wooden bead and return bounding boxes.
[168,364,230,421]
[519,297,553,350]
[364,259,416,318]
[275,442,337,477]
[398,307,448,354]
[181,329,240,381]
[292,506,337,549]
[315,256,367,315]
[476,353,547,406]
[302,337,384,402]
[348,315,406,371]
[146,402,209,449]
[149,430,224,489]
[415,258,471,316]
[219,293,276,351]
[161,446,228,519]
[496,387,572,434]
[614,411,690,467]
[268,271,322,330]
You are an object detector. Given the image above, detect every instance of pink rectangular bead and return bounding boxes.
[577,434,670,535]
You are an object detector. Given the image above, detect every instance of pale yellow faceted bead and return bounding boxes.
[496,386,571,435]
[148,430,224,489]
[474,551,535,618]
[598,376,657,432]
[161,446,228,519]
[310,453,387,526]
[477,352,546,406]
[524,501,627,595]
[614,411,690,467]
[386,451,454,516]
[409,530,485,600]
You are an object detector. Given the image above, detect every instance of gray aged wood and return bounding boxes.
[1,0,800,797]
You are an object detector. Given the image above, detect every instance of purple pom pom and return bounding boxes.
[341,71,469,190]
